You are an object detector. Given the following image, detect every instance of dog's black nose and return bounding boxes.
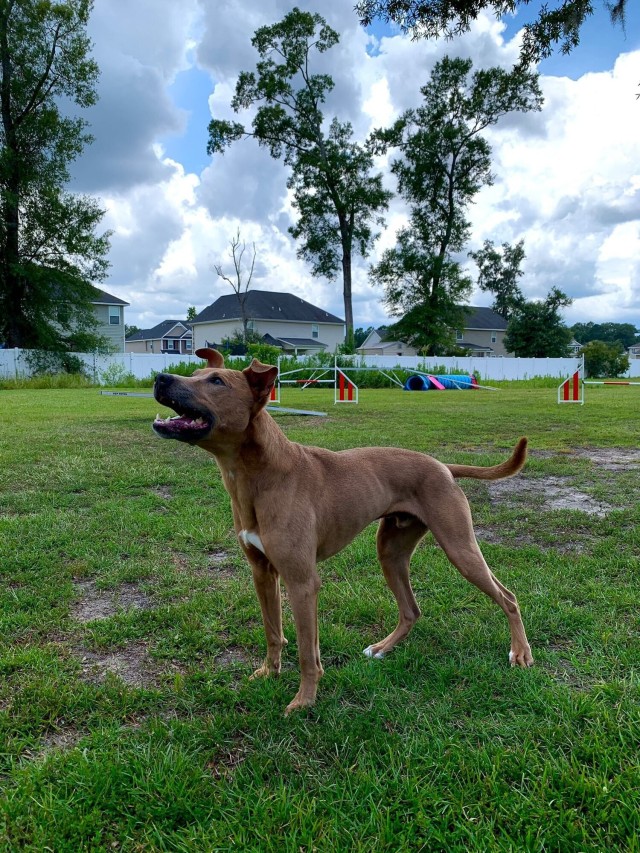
[154,373,176,398]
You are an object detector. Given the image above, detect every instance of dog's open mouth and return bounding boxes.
[152,405,213,442]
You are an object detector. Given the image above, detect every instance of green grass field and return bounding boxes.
[1,382,639,851]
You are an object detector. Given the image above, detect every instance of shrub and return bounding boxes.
[24,349,88,377]
[581,341,629,378]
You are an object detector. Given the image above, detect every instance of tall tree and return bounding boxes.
[212,229,257,343]
[504,287,573,356]
[207,7,391,348]
[0,0,110,350]
[369,56,542,355]
[470,238,526,320]
[355,0,628,68]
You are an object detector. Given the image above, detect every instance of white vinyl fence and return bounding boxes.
[1,348,638,383]
[342,355,584,382]
[0,349,204,383]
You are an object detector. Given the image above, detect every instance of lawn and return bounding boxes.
[1,381,639,851]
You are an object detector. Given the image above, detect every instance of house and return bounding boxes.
[567,339,583,356]
[454,306,510,356]
[628,343,640,360]
[357,306,511,357]
[356,328,414,357]
[190,290,345,355]
[91,288,129,352]
[125,320,192,355]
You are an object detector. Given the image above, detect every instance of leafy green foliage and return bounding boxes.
[581,340,630,378]
[355,0,627,68]
[504,287,573,356]
[206,7,391,340]
[571,322,639,350]
[0,0,110,350]
[470,239,526,320]
[369,57,542,355]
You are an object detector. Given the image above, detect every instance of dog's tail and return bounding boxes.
[446,437,528,481]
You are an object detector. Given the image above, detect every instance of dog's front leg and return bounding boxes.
[281,569,324,715]
[246,553,288,680]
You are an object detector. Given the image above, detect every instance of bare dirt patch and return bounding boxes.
[150,485,173,500]
[72,641,180,689]
[488,476,613,517]
[206,742,248,779]
[171,549,238,579]
[214,645,250,667]
[71,579,151,623]
[206,549,237,578]
[568,447,640,471]
[40,726,85,753]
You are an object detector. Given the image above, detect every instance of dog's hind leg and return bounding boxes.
[363,515,426,660]
[245,552,288,680]
[428,495,533,667]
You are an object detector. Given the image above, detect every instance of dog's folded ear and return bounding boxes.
[195,348,225,368]
[243,359,278,405]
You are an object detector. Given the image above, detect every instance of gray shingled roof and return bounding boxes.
[90,287,129,306]
[126,320,191,341]
[263,333,327,349]
[461,306,507,330]
[191,290,344,325]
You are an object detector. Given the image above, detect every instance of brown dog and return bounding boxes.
[153,348,533,714]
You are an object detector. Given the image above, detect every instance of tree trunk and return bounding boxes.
[339,213,354,349]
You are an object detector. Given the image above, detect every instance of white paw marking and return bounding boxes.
[363,645,385,659]
[239,529,265,554]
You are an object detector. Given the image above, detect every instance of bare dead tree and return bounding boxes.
[213,229,257,342]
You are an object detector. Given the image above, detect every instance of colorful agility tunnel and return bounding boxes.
[404,373,478,391]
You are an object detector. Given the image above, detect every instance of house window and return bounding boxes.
[311,323,319,339]
[491,331,497,343]
[166,340,176,350]
[455,329,463,341]
[185,340,192,351]
[109,306,120,325]
[247,320,255,333]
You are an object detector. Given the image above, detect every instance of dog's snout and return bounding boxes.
[154,372,173,392]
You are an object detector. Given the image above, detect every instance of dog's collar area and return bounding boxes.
[152,411,213,441]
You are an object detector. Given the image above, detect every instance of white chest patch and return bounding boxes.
[239,529,266,555]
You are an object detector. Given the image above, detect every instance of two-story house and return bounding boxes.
[190,291,345,355]
[357,306,511,357]
[91,288,129,352]
[125,320,192,355]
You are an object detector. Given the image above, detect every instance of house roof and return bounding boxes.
[126,320,191,341]
[461,306,507,331]
[191,290,344,325]
[263,333,327,350]
[90,287,129,306]
[456,341,493,353]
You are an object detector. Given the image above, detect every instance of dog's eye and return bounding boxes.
[210,376,226,386]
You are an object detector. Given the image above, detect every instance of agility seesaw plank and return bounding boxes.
[100,391,326,416]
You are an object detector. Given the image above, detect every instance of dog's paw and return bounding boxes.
[509,648,534,667]
[363,645,385,660]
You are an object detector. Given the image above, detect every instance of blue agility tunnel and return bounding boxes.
[404,374,431,391]
[404,373,478,391]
